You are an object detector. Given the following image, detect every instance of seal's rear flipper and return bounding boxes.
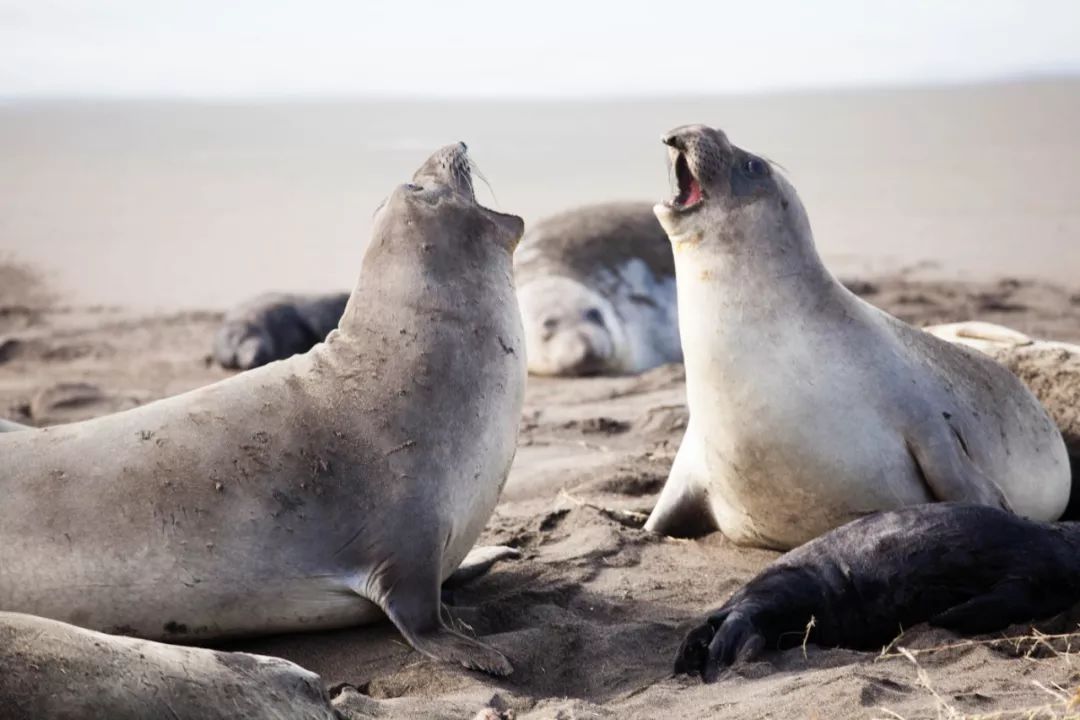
[443,546,521,590]
[363,554,513,676]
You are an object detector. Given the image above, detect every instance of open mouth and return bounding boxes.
[668,150,703,212]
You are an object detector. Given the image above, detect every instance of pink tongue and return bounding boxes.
[685,178,702,206]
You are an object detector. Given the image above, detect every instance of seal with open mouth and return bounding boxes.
[644,124,1070,548]
[0,143,525,676]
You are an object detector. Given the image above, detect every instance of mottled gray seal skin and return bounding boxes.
[646,125,1070,549]
[0,143,526,675]
[0,612,339,720]
[213,292,350,370]
[515,202,680,376]
[674,503,1080,682]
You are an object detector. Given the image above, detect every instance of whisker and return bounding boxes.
[468,157,499,208]
[761,154,788,174]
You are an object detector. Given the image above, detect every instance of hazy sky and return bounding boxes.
[2,0,1079,98]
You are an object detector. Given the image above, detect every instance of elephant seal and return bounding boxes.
[213,292,350,370]
[0,612,339,719]
[674,503,1080,682]
[514,202,680,376]
[645,124,1070,548]
[0,143,526,675]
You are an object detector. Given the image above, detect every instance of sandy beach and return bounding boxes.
[3,261,1080,718]
[3,79,1080,718]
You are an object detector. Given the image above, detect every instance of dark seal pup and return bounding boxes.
[674,502,1080,682]
[212,291,350,370]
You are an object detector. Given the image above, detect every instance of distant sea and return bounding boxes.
[1,79,1078,309]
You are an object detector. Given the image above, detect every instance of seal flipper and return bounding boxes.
[364,555,513,676]
[905,419,1012,512]
[645,424,720,537]
[673,610,765,683]
[443,546,521,589]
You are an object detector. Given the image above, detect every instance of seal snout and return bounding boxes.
[661,125,717,214]
[411,142,476,202]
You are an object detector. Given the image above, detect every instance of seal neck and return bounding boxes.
[672,221,845,323]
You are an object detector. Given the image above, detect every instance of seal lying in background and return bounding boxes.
[212,292,349,370]
[0,612,339,720]
[645,124,1070,548]
[674,503,1080,682]
[514,202,680,376]
[0,143,526,675]
[213,202,679,377]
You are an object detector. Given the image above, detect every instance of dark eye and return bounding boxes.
[406,183,422,191]
[584,308,603,325]
[542,318,558,332]
[741,157,768,178]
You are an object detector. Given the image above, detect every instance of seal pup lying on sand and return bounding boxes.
[514,202,680,376]
[0,612,340,720]
[212,291,349,370]
[0,143,525,675]
[645,125,1070,548]
[674,503,1080,682]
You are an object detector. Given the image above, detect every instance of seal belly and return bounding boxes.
[697,398,932,549]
